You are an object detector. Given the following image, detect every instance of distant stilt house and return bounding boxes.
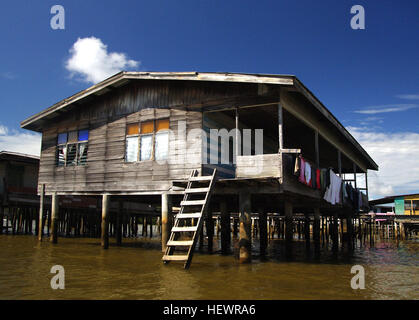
[370,193,419,215]
[21,71,378,266]
[0,151,39,234]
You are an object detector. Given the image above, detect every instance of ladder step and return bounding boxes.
[172,226,198,232]
[181,200,206,206]
[177,213,202,219]
[189,176,212,182]
[167,240,194,246]
[184,188,210,194]
[162,255,189,261]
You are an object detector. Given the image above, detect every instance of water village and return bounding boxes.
[1,72,418,268]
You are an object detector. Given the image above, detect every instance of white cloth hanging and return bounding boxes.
[323,169,342,205]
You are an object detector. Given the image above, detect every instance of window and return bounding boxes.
[125,119,169,162]
[56,129,89,167]
[126,124,139,162]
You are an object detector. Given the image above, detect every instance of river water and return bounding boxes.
[0,234,418,300]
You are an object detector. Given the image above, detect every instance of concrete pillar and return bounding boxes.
[259,208,268,256]
[239,191,252,263]
[220,200,230,255]
[50,193,59,244]
[101,194,110,249]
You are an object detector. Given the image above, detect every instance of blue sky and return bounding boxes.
[0,0,418,199]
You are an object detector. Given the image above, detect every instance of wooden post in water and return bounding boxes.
[50,193,59,244]
[313,208,321,254]
[239,191,252,263]
[304,214,310,250]
[116,200,123,246]
[259,207,267,256]
[220,199,231,255]
[0,205,4,235]
[206,205,214,253]
[284,200,293,242]
[161,194,171,249]
[101,194,110,249]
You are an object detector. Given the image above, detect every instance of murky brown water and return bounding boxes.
[0,234,418,300]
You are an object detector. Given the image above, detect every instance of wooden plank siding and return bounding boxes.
[38,81,260,195]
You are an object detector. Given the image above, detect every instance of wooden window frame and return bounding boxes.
[56,130,89,167]
[125,119,170,163]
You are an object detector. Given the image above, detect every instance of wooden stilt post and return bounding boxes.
[220,199,230,255]
[206,205,214,253]
[116,200,122,246]
[101,194,110,249]
[347,216,354,250]
[239,191,252,263]
[332,214,338,252]
[259,208,268,256]
[161,193,171,252]
[0,205,4,235]
[50,193,59,244]
[313,208,321,253]
[304,214,310,250]
[284,200,293,242]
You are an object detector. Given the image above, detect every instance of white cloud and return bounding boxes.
[396,94,419,100]
[347,126,419,199]
[354,104,418,114]
[65,37,139,84]
[0,125,41,156]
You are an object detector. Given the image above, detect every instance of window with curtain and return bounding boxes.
[56,129,89,167]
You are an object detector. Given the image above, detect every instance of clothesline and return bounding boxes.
[292,154,369,209]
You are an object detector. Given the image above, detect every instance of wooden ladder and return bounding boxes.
[162,168,217,269]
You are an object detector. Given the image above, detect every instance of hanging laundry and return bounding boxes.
[323,169,342,205]
[299,157,306,184]
[316,169,321,190]
[304,161,312,187]
[294,155,300,176]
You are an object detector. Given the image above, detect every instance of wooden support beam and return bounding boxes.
[101,194,110,249]
[220,200,230,255]
[161,193,172,252]
[239,191,252,263]
[315,130,319,168]
[116,200,122,246]
[259,208,268,256]
[235,107,240,159]
[313,208,321,253]
[206,206,214,253]
[278,101,283,152]
[50,193,58,244]
[353,163,357,189]
[337,150,342,177]
[304,214,310,250]
[0,205,3,235]
[284,200,293,242]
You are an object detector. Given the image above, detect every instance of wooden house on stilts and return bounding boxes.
[21,71,378,268]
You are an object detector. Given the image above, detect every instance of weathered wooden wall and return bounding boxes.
[38,80,259,195]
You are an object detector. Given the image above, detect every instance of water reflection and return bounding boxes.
[0,235,417,300]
